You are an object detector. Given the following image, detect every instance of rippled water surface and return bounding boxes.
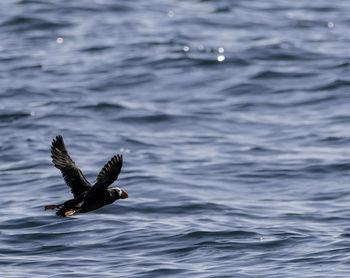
[1,0,350,277]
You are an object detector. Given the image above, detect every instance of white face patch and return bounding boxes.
[111,187,122,197]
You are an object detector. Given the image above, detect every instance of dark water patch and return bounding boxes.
[118,113,183,124]
[17,0,56,5]
[21,2,133,15]
[89,73,155,90]
[124,138,158,147]
[1,87,49,100]
[248,146,284,155]
[237,169,299,179]
[80,45,114,53]
[41,100,79,107]
[0,112,32,123]
[220,83,271,96]
[0,56,24,63]
[301,163,350,174]
[7,64,43,72]
[306,6,342,12]
[213,7,231,13]
[307,191,350,201]
[1,15,72,32]
[282,213,348,224]
[311,79,350,91]
[293,95,338,107]
[329,115,350,124]
[317,136,350,145]
[136,268,186,277]
[286,256,338,264]
[340,234,350,238]
[158,245,199,256]
[331,61,350,69]
[59,2,136,13]
[35,113,93,121]
[77,102,125,111]
[252,70,316,80]
[228,100,296,110]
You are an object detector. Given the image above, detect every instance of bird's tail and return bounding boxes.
[45,204,74,217]
[45,198,83,217]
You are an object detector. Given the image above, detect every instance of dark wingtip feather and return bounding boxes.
[51,135,67,162]
[51,135,64,149]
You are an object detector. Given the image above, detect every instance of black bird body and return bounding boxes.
[45,136,128,217]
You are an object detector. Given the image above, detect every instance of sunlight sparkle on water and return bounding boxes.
[120,148,130,153]
[217,55,225,62]
[56,37,64,44]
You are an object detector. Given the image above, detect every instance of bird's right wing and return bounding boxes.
[51,136,91,197]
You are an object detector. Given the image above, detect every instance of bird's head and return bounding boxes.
[111,187,128,200]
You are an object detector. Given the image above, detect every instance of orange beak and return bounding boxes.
[121,190,128,199]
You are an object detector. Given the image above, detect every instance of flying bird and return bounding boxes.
[45,135,128,217]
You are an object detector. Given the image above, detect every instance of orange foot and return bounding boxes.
[65,210,76,216]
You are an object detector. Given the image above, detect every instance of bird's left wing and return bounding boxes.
[93,154,123,190]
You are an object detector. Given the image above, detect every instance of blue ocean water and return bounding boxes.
[1,0,350,277]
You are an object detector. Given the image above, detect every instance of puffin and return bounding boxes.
[45,135,128,217]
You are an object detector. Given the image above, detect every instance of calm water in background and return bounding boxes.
[1,0,350,277]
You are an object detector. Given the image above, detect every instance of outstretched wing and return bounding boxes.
[51,135,91,197]
[93,154,123,190]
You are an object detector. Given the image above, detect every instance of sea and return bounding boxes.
[1,0,350,277]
